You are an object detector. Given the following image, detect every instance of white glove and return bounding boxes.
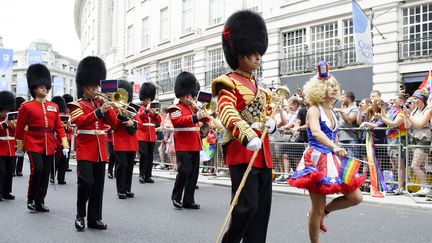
[16,150,24,157]
[62,148,70,158]
[265,119,276,134]
[246,137,262,151]
[250,122,260,130]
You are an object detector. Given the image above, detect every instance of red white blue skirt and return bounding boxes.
[288,147,365,195]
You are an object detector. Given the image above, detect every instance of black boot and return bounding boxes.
[75,215,85,231]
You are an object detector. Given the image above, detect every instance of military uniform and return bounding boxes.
[212,10,275,243]
[0,91,17,200]
[50,96,69,184]
[14,96,26,177]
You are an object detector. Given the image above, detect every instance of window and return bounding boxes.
[207,48,224,71]
[401,4,432,59]
[281,28,306,73]
[310,21,339,67]
[142,66,151,82]
[182,0,193,35]
[141,17,150,49]
[158,62,169,92]
[107,1,114,48]
[342,19,356,64]
[209,0,223,26]
[127,25,134,55]
[160,7,169,42]
[127,0,135,10]
[244,0,261,12]
[92,19,96,39]
[184,54,195,72]
[171,58,182,81]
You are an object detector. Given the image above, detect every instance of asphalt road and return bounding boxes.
[1,164,431,243]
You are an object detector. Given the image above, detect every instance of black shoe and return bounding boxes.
[3,193,15,200]
[144,178,154,183]
[16,172,23,176]
[87,220,107,230]
[183,203,200,209]
[195,185,199,189]
[107,172,113,179]
[58,181,66,185]
[27,201,37,211]
[75,216,85,231]
[12,172,16,177]
[126,192,134,198]
[118,193,127,199]
[139,176,145,184]
[36,203,50,212]
[172,199,183,209]
[50,178,55,184]
[66,168,72,172]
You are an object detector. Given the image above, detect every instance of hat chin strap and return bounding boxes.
[243,56,260,70]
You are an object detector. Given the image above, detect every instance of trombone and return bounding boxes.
[188,98,225,131]
[95,88,137,119]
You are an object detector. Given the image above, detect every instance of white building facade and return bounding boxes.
[74,0,432,101]
[1,39,78,100]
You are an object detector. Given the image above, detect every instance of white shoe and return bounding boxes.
[414,187,431,197]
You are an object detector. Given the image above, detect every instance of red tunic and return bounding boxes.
[136,106,162,142]
[168,103,209,152]
[211,70,273,168]
[0,118,16,157]
[113,117,138,152]
[15,99,66,155]
[69,98,117,162]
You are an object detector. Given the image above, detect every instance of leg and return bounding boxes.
[183,152,200,205]
[15,156,24,175]
[125,152,136,193]
[88,162,105,221]
[325,188,363,213]
[0,157,6,197]
[77,160,94,218]
[38,154,53,205]
[171,152,192,202]
[27,153,44,204]
[243,168,272,243]
[138,141,149,179]
[107,142,115,175]
[222,165,260,243]
[57,152,67,183]
[4,156,16,195]
[115,151,128,194]
[144,142,155,180]
[308,192,327,243]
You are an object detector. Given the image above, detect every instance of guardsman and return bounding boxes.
[49,96,69,184]
[0,91,17,201]
[168,71,209,210]
[62,94,74,172]
[15,64,69,212]
[14,96,26,177]
[211,10,276,242]
[112,80,137,199]
[137,82,161,183]
[69,56,117,231]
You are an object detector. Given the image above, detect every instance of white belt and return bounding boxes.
[0,136,14,140]
[142,123,155,127]
[174,127,200,132]
[77,129,107,135]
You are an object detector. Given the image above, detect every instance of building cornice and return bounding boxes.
[74,0,86,40]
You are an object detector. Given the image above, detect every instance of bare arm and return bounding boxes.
[407,107,432,128]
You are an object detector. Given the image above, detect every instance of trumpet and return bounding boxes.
[95,89,137,119]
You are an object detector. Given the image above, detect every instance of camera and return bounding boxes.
[400,101,411,109]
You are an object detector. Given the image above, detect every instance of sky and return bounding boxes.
[0,0,81,60]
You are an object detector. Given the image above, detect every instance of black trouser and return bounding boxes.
[15,156,24,175]
[171,151,199,204]
[0,156,16,196]
[107,142,115,174]
[77,160,105,221]
[222,164,272,243]
[114,151,135,193]
[50,149,67,183]
[138,141,155,179]
[66,140,71,170]
[27,153,53,205]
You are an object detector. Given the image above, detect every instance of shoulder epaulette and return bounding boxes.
[166,105,180,113]
[68,101,82,109]
[211,74,235,96]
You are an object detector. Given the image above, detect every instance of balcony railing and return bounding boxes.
[398,36,432,61]
[279,47,358,76]
[204,66,231,86]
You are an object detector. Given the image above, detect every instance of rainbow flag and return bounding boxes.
[340,157,362,185]
[200,138,216,162]
[418,70,431,92]
[365,131,387,197]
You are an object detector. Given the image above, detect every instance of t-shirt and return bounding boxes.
[386,107,406,139]
[297,106,308,143]
[338,105,359,142]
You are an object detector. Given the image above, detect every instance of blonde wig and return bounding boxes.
[303,76,341,105]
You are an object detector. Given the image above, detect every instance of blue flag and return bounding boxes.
[352,0,373,64]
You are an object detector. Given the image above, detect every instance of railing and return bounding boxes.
[279,47,358,76]
[398,36,432,61]
[204,66,231,86]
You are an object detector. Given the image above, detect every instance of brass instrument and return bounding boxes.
[96,88,137,119]
[188,98,225,132]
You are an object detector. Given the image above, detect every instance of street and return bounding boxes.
[0,163,431,243]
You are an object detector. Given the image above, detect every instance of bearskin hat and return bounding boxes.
[76,56,106,97]
[62,94,73,104]
[222,10,268,70]
[139,82,156,101]
[26,64,52,98]
[174,71,199,98]
[51,96,67,113]
[15,97,26,111]
[118,80,133,103]
[0,91,15,112]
